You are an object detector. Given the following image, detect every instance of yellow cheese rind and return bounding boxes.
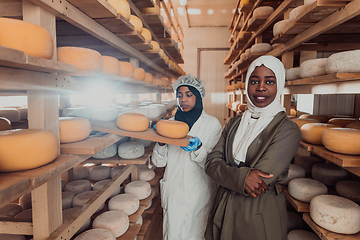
[119,61,134,78]
[129,15,143,33]
[140,6,160,15]
[133,67,146,80]
[59,117,91,143]
[141,28,152,42]
[301,123,338,145]
[116,113,149,132]
[57,47,102,72]
[144,73,154,83]
[299,114,328,123]
[101,56,121,75]
[150,41,160,52]
[328,117,359,127]
[291,118,320,129]
[107,0,131,20]
[156,120,189,139]
[322,128,360,155]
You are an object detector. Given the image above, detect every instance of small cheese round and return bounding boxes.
[118,141,145,159]
[89,165,111,181]
[273,19,291,37]
[301,123,338,145]
[129,15,143,33]
[310,195,360,234]
[119,61,134,78]
[287,211,304,232]
[0,108,20,122]
[62,207,91,235]
[133,67,146,80]
[150,41,160,52]
[291,118,320,129]
[93,144,117,159]
[141,28,152,42]
[288,178,327,203]
[312,163,348,186]
[289,5,306,21]
[107,0,131,20]
[72,191,104,212]
[250,43,272,53]
[279,164,306,185]
[64,180,92,195]
[116,113,149,132]
[144,73,154,83]
[14,209,32,221]
[286,67,301,81]
[244,48,252,57]
[101,56,121,75]
[138,166,155,181]
[155,120,189,139]
[253,6,274,18]
[300,58,327,78]
[73,166,89,180]
[293,155,323,175]
[0,203,23,218]
[108,193,140,215]
[19,193,31,210]
[57,47,102,72]
[322,128,360,155]
[328,117,359,127]
[0,117,11,131]
[93,179,121,198]
[299,114,329,123]
[74,228,116,240]
[326,50,360,74]
[287,229,320,240]
[93,210,129,237]
[62,191,75,209]
[59,117,91,143]
[125,180,151,200]
[335,180,360,203]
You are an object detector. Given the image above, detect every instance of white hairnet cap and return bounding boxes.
[172,74,206,98]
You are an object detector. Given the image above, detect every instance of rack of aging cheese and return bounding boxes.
[0,0,186,239]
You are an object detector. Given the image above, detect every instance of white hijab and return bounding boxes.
[233,55,286,164]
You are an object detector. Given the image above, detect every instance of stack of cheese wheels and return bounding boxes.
[59,117,91,143]
[300,58,327,78]
[101,56,121,75]
[92,144,117,159]
[279,164,306,185]
[62,191,75,209]
[150,41,160,52]
[72,191,104,212]
[141,28,152,42]
[108,193,140,215]
[91,108,118,122]
[116,112,149,132]
[0,117,11,131]
[299,114,329,123]
[300,123,338,145]
[119,61,134,77]
[0,17,53,59]
[0,234,25,240]
[144,72,154,83]
[0,129,59,172]
[287,230,320,240]
[89,165,111,181]
[287,211,304,232]
[0,108,20,122]
[291,118,320,129]
[118,141,145,159]
[289,5,306,21]
[19,193,32,210]
[93,210,129,237]
[138,165,155,181]
[107,0,131,20]
[328,117,359,127]
[326,50,360,74]
[336,180,360,203]
[273,19,291,37]
[64,179,92,195]
[310,195,360,234]
[347,122,360,130]
[57,47,102,73]
[312,163,348,186]
[286,67,301,81]
[288,178,327,203]
[14,209,32,221]
[63,207,91,235]
[293,155,323,175]
[250,43,272,53]
[93,179,121,198]
[129,15,143,32]
[125,180,151,200]
[73,166,89,180]
[0,203,23,218]
[155,120,189,139]
[74,229,116,240]
[322,128,360,155]
[133,67,146,80]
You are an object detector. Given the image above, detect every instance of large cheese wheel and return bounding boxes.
[74,229,116,240]
[291,118,320,129]
[64,180,92,195]
[72,191,104,212]
[293,155,323,175]
[288,178,327,203]
[286,67,301,81]
[108,193,140,215]
[101,56,121,75]
[287,211,304,232]
[116,113,149,132]
[273,19,291,37]
[253,6,274,17]
[59,117,91,143]
[0,129,59,172]
[140,5,160,15]
[289,5,306,21]
[73,166,89,180]
[89,165,111,181]
[107,0,131,20]
[300,58,327,78]
[62,191,75,210]
[111,165,130,179]
[279,164,306,185]
[125,180,151,200]
[91,108,118,122]
[93,144,117,159]
[158,48,165,58]
[0,117,11,131]
[57,47,102,72]
[299,114,328,123]
[328,117,359,127]
[0,203,23,218]
[118,141,145,159]
[93,210,129,237]
[250,43,272,53]
[312,163,348,186]
[19,193,31,210]
[336,180,360,203]
[141,28,152,42]
[287,229,320,240]
[119,61,134,77]
[144,73,154,83]
[325,50,360,74]
[155,120,189,139]
[0,234,26,240]
[301,123,338,145]
[138,166,155,181]
[14,209,32,221]
[0,17,53,59]
[310,195,360,234]
[150,41,160,52]
[322,128,360,155]
[129,15,143,33]
[346,122,360,130]
[62,207,91,235]
[133,67,146,80]
[0,108,20,122]
[93,179,121,198]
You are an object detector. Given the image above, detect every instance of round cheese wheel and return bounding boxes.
[310,195,360,234]
[0,108,20,122]
[132,138,153,148]
[0,129,59,172]
[328,117,359,127]
[158,48,165,58]
[19,193,31,210]
[244,48,252,57]
[247,16,256,27]
[312,163,348,186]
[287,211,304,232]
[287,229,320,240]
[93,210,129,237]
[57,47,102,72]
[291,118,320,129]
[111,165,130,179]
[286,67,301,81]
[250,43,272,53]
[116,113,149,132]
[325,50,360,74]
[141,28,152,42]
[0,203,23,218]
[288,178,327,203]
[62,207,90,235]
[140,5,160,15]
[62,191,75,210]
[253,6,274,17]
[138,166,155,181]
[279,164,306,185]
[107,0,131,20]
[0,17,53,59]
[301,123,338,145]
[119,61,134,78]
[129,15,143,33]
[152,78,162,86]
[108,193,140,215]
[101,56,121,75]
[273,19,291,37]
[59,117,91,143]
[240,53,247,61]
[0,117,11,131]
[93,179,121,198]
[125,180,151,200]
[150,41,160,52]
[136,215,143,225]
[155,120,189,139]
[322,128,360,155]
[299,114,328,123]
[336,180,360,203]
[293,155,323,175]
[118,141,145,159]
[64,180,92,195]
[93,144,117,159]
[300,58,327,78]
[0,234,26,240]
[74,228,116,240]
[346,122,360,130]
[144,73,154,83]
[133,67,146,80]
[73,166,89,180]
[14,209,32,221]
[289,5,306,21]
[72,191,104,212]
[89,165,111,181]
[240,0,250,7]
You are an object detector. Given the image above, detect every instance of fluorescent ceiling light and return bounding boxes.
[207,9,214,15]
[179,0,187,6]
[177,7,184,16]
[187,8,201,15]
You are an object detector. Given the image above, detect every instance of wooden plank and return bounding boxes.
[283,190,310,212]
[287,73,360,86]
[90,120,191,147]
[296,0,347,23]
[137,219,151,237]
[245,15,268,32]
[0,220,33,235]
[139,191,155,208]
[129,206,146,223]
[143,196,159,215]
[311,145,360,168]
[132,42,153,51]
[117,223,141,240]
[117,31,148,44]
[131,0,154,8]
[96,14,135,34]
[0,176,29,209]
[67,0,117,18]
[0,1,22,17]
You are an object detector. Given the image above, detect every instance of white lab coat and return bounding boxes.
[152,111,222,240]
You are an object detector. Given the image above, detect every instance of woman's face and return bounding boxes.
[177,86,196,112]
[247,65,277,108]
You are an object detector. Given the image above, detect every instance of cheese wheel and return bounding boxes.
[118,141,145,159]
[310,195,360,234]
[62,191,75,210]
[140,5,160,15]
[299,114,328,123]
[293,155,323,175]
[287,230,320,240]
[93,210,129,237]
[287,211,305,232]
[158,48,165,58]
[328,117,359,127]
[279,164,306,185]
[155,120,189,139]
[0,17,53,59]
[62,207,91,235]
[0,203,23,218]
[111,165,130,179]
[141,28,152,42]
[301,123,338,145]
[250,43,272,53]
[144,73,154,83]
[108,193,140,215]
[336,180,360,203]
[0,117,11,131]
[19,193,32,210]
[133,67,146,80]
[64,180,92,195]
[152,78,163,86]
[240,53,247,61]
[101,56,121,75]
[322,128,360,155]
[59,117,91,143]
[133,138,153,148]
[240,0,250,7]
[116,112,149,132]
[291,118,320,129]
[138,166,155,181]
[288,178,327,203]
[253,6,274,17]
[244,48,252,57]
[0,234,26,240]
[300,58,327,78]
[14,209,32,221]
[89,165,111,181]
[125,180,151,200]
[289,5,306,21]
[0,108,20,122]
[0,129,59,172]
[247,16,256,27]
[119,61,134,78]
[107,0,131,20]
[150,41,160,52]
[312,163,348,186]
[73,166,89,180]
[93,179,121,198]
[74,229,116,240]
[129,15,143,33]
[286,67,301,81]
[93,144,117,159]
[91,108,119,122]
[346,122,360,130]
[57,47,102,72]
[326,50,360,74]
[72,191,104,212]
[273,19,291,37]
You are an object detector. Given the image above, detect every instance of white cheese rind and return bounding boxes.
[108,193,140,215]
[92,179,121,198]
[89,165,111,181]
[64,180,92,195]
[73,166,89,180]
[279,164,306,185]
[288,178,327,203]
[72,191,104,212]
[326,50,360,74]
[300,58,327,78]
[118,141,145,159]
[92,144,117,159]
[287,229,320,240]
[286,67,301,80]
[125,180,151,200]
[92,210,130,237]
[74,229,116,240]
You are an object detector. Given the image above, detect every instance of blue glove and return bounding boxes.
[153,123,156,130]
[181,137,202,152]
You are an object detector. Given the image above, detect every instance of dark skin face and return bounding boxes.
[176,86,196,112]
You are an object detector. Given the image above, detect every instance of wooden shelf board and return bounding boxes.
[96,14,135,34]
[117,30,148,44]
[303,213,360,240]
[245,16,268,32]
[283,190,310,212]
[139,190,155,208]
[132,0,154,8]
[117,223,141,240]
[296,1,347,23]
[143,196,159,215]
[0,176,29,209]
[137,219,151,237]
[286,73,360,86]
[163,43,184,64]
[129,205,146,223]
[90,120,191,147]
[67,0,117,19]
[131,42,153,51]
[142,13,163,25]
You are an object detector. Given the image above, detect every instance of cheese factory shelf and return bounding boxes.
[303,213,360,240]
[286,73,360,87]
[283,190,310,212]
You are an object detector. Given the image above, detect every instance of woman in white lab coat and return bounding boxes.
[152,74,222,240]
